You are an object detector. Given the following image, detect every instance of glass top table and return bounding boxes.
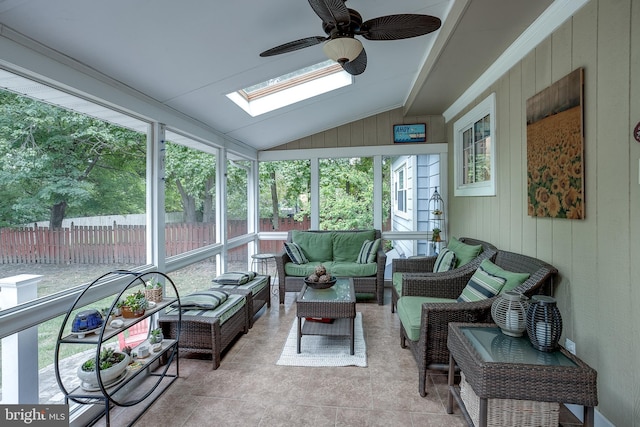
[296,278,356,355]
[446,323,598,427]
[460,326,576,367]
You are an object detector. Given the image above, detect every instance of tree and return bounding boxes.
[258,160,310,229]
[164,142,216,223]
[0,91,146,228]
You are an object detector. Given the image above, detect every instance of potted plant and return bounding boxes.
[144,278,163,303]
[77,347,130,388]
[118,290,147,318]
[149,328,164,345]
[431,228,442,242]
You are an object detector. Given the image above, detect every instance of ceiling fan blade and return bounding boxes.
[359,14,441,40]
[259,36,328,57]
[308,0,350,26]
[341,47,367,76]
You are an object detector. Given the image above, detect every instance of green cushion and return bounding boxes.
[357,238,380,264]
[397,296,457,341]
[332,230,376,262]
[448,237,483,267]
[284,261,326,277]
[392,272,403,296]
[330,261,377,277]
[457,265,506,302]
[478,259,531,294]
[284,261,377,277]
[292,231,333,262]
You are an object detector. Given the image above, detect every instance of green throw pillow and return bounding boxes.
[291,230,333,261]
[457,265,506,302]
[478,259,531,293]
[448,237,483,267]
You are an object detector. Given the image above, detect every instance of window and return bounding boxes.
[394,165,407,213]
[454,93,496,196]
[226,60,352,117]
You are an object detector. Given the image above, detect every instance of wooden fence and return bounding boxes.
[0,217,310,265]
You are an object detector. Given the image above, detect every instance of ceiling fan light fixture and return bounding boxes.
[323,38,363,64]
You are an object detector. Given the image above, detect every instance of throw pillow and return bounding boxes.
[433,248,457,272]
[447,237,483,267]
[284,242,309,265]
[457,265,506,302]
[212,271,255,285]
[357,238,380,264]
[172,290,229,310]
[478,259,531,293]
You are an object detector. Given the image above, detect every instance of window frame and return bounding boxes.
[453,93,497,196]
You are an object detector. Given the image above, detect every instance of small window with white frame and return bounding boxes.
[453,93,496,196]
[394,165,407,213]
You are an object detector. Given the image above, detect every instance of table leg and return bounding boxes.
[447,353,455,414]
[350,317,354,355]
[479,398,488,427]
[584,406,595,427]
[297,317,302,354]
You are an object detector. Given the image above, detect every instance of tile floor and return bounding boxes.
[97,289,582,426]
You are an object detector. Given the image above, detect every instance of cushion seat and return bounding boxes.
[210,275,271,328]
[397,296,456,341]
[284,261,378,278]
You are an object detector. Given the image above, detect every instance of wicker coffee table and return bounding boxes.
[296,278,356,355]
[446,323,598,427]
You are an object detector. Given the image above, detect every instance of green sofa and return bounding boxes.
[274,229,386,305]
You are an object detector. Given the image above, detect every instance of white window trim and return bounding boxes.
[453,93,496,196]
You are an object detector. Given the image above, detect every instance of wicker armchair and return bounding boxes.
[398,250,558,397]
[391,237,498,313]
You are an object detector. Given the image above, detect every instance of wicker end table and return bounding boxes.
[296,278,356,355]
[446,323,598,427]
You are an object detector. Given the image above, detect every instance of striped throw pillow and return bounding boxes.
[284,242,308,265]
[457,265,506,302]
[357,238,380,264]
[172,290,229,310]
[433,248,457,273]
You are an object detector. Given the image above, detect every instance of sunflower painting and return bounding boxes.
[526,68,585,219]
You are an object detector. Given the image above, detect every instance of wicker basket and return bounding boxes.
[460,373,559,427]
[144,288,163,303]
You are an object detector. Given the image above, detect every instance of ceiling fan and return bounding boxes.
[259,0,442,76]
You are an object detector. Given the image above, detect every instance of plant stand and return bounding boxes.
[54,270,181,427]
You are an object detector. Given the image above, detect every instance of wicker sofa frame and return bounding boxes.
[275,230,386,305]
[391,237,498,313]
[399,250,558,397]
[158,296,249,370]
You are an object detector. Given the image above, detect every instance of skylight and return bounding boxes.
[226,60,353,117]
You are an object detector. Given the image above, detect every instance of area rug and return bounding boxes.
[276,312,367,367]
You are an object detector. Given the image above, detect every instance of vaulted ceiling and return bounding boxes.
[0,0,553,151]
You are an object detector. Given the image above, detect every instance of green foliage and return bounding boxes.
[0,90,146,228]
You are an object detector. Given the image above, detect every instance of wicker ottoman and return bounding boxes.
[210,275,271,328]
[158,293,249,369]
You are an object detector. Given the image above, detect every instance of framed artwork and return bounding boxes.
[526,67,584,219]
[393,123,426,143]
